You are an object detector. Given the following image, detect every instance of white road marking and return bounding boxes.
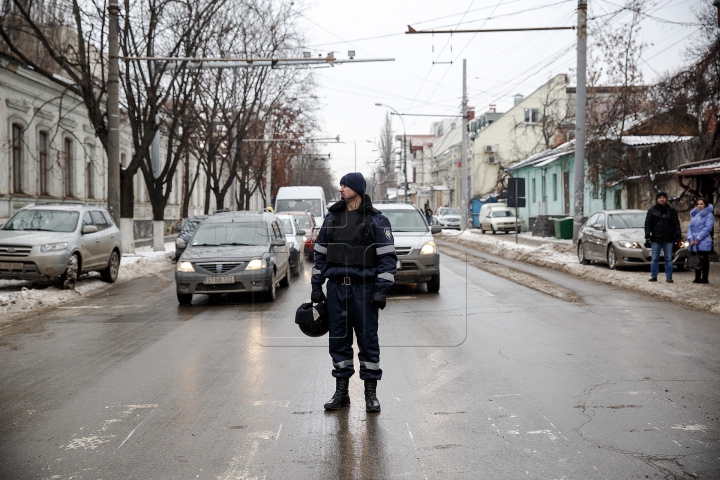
[490,394,522,397]
[544,415,569,441]
[672,424,707,431]
[404,423,428,480]
[275,424,282,440]
[527,430,558,440]
[64,435,113,450]
[218,430,275,480]
[252,400,289,408]
[475,286,495,297]
[116,425,140,451]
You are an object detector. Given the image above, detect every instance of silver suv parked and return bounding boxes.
[375,203,441,293]
[0,203,122,288]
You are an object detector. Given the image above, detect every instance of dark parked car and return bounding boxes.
[174,215,208,260]
[174,211,291,304]
[577,209,688,270]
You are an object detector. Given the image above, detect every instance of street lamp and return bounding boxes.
[375,103,408,203]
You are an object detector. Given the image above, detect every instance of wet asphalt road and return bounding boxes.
[1,251,719,479]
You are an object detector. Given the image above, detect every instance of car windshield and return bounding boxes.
[276,199,321,217]
[382,209,429,233]
[607,212,645,229]
[292,215,312,229]
[3,210,79,232]
[493,210,514,217]
[191,223,270,246]
[279,218,294,234]
[442,208,461,216]
[181,218,204,233]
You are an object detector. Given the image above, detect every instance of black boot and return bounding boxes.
[324,378,350,410]
[364,379,381,413]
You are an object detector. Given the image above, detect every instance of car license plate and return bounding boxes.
[204,276,234,285]
[396,260,402,270]
[0,262,23,270]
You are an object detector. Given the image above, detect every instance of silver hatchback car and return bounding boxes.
[0,203,122,288]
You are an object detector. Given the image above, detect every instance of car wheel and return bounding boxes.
[578,242,590,265]
[491,225,497,235]
[280,264,291,287]
[426,272,440,293]
[265,271,277,302]
[607,244,618,270]
[58,254,79,290]
[100,250,120,283]
[480,227,485,234]
[177,292,193,305]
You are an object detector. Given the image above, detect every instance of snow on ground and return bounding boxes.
[0,243,174,328]
[440,230,720,316]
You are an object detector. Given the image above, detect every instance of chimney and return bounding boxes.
[467,106,475,121]
[489,104,496,113]
[513,94,524,106]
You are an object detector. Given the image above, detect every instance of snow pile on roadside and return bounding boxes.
[0,243,174,327]
[440,231,720,316]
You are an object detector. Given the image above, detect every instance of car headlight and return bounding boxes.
[617,241,639,249]
[176,238,186,248]
[40,242,68,252]
[176,261,195,272]
[246,258,267,270]
[420,241,436,255]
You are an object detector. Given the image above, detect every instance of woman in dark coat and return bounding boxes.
[686,198,714,284]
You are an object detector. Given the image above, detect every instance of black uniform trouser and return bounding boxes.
[327,280,382,381]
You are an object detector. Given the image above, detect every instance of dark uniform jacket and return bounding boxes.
[311,195,397,294]
[644,203,681,243]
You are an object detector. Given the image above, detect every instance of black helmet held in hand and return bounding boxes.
[295,301,329,337]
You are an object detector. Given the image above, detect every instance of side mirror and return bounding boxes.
[274,238,286,247]
[297,229,306,236]
[431,225,442,234]
[592,224,603,231]
[82,225,98,234]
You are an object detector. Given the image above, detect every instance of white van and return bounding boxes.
[274,186,327,227]
[479,203,517,234]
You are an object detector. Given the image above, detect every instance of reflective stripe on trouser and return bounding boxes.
[327,281,382,380]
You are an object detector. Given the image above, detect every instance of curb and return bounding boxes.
[439,234,720,317]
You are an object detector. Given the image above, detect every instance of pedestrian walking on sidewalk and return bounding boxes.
[310,173,397,413]
[644,192,681,283]
[686,198,714,284]
[424,205,433,226]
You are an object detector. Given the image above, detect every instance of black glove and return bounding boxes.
[371,291,386,310]
[644,239,651,249]
[311,288,325,304]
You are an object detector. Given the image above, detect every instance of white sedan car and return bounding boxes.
[277,214,306,276]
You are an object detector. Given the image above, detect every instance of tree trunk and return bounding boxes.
[120,168,135,253]
[204,174,211,215]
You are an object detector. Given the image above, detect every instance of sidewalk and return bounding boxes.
[438,230,720,316]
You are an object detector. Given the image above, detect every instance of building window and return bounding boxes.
[12,124,23,193]
[64,138,74,197]
[39,131,49,195]
[524,108,539,124]
[86,144,95,199]
[86,162,94,199]
[541,175,546,200]
[552,173,557,201]
[532,178,536,203]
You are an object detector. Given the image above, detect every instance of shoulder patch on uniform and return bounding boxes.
[384,228,392,240]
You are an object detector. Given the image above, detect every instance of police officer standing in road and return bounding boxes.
[311,173,397,413]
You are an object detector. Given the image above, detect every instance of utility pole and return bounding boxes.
[461,59,469,229]
[265,125,273,210]
[573,0,587,241]
[107,0,120,229]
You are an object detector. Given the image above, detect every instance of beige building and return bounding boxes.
[470,74,569,198]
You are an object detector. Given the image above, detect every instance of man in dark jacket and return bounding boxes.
[644,191,681,283]
[311,173,397,413]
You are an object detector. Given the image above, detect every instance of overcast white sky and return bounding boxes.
[296,0,704,185]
